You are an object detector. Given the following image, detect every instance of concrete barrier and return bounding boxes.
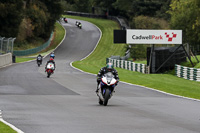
[0,53,12,68]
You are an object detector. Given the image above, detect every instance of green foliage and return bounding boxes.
[0,0,63,46]
[131,0,162,17]
[39,0,64,38]
[129,16,169,60]
[74,0,91,12]
[168,0,200,47]
[0,0,24,37]
[130,45,147,60]
[133,15,159,29]
[25,4,48,38]
[16,18,33,42]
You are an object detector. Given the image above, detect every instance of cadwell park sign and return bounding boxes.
[114,29,182,44]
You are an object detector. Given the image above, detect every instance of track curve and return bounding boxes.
[0,18,200,133]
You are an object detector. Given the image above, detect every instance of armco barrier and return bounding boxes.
[107,58,147,74]
[13,32,53,56]
[0,53,12,67]
[175,64,200,81]
[65,11,130,30]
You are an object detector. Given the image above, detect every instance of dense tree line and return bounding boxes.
[0,0,63,45]
[1,0,199,54]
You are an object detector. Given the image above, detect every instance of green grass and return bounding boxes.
[16,57,34,63]
[181,55,200,68]
[63,15,126,73]
[0,122,17,133]
[16,22,65,63]
[66,15,200,100]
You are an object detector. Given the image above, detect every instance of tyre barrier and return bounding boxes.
[175,64,200,81]
[107,58,147,74]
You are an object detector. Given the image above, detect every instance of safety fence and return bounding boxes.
[0,37,15,54]
[175,64,200,81]
[13,32,53,56]
[107,58,147,74]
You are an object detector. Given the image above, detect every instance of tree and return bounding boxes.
[168,0,200,46]
[39,0,64,38]
[0,0,24,37]
[92,0,118,15]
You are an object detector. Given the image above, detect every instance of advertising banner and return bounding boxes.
[126,30,182,44]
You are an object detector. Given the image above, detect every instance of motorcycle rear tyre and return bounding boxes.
[103,89,110,106]
[47,71,51,78]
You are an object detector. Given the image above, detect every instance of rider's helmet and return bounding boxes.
[50,52,55,58]
[49,57,54,61]
[39,54,41,56]
[106,63,113,72]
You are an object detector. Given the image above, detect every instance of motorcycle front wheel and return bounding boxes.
[103,89,110,106]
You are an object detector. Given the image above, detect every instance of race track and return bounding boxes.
[0,18,200,133]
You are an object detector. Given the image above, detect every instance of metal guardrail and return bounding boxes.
[107,58,147,74]
[175,64,200,81]
[65,11,130,30]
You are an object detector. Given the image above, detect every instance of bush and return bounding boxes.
[130,45,147,60]
[131,15,169,29]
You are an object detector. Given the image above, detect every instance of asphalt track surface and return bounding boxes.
[0,19,200,133]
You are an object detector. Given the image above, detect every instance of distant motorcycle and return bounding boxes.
[45,62,55,78]
[36,56,42,67]
[63,17,68,23]
[96,72,118,106]
[75,21,82,29]
[78,22,82,29]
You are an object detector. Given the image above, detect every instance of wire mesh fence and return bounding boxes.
[0,37,16,55]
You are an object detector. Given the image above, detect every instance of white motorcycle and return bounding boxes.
[96,72,118,106]
[45,63,55,78]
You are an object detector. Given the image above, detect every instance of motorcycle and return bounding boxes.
[63,17,68,23]
[78,22,82,29]
[75,21,82,29]
[36,56,42,67]
[96,72,118,106]
[45,62,55,78]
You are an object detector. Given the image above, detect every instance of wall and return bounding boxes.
[0,53,12,68]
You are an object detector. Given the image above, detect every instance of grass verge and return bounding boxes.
[16,22,65,63]
[63,15,126,73]
[0,121,17,133]
[66,15,200,100]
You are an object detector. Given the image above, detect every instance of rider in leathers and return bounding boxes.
[96,63,119,92]
[45,58,56,72]
[36,54,43,64]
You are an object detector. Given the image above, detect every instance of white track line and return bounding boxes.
[0,22,67,133]
[0,110,24,133]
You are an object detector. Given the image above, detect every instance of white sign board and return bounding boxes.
[126,30,182,44]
